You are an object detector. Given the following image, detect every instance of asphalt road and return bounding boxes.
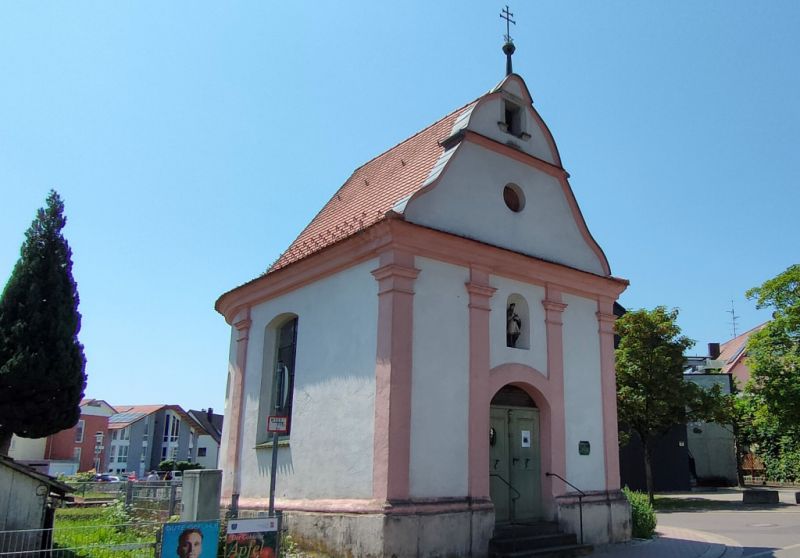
[658,491,800,557]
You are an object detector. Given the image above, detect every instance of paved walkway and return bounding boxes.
[593,525,741,558]
[593,487,800,557]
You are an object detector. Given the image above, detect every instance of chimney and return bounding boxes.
[708,343,720,359]
[207,408,213,421]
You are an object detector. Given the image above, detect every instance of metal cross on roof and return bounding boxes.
[500,5,516,44]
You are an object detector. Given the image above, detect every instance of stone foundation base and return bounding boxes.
[278,500,495,558]
[555,490,631,544]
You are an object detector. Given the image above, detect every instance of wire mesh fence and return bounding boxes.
[0,521,160,558]
[65,482,181,521]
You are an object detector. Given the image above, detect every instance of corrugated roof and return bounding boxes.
[269,100,478,272]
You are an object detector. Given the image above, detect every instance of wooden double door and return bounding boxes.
[489,405,542,523]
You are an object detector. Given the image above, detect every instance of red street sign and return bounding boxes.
[267,416,288,434]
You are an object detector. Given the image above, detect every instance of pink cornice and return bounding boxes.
[216,220,627,325]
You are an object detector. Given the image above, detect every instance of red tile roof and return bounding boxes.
[718,323,767,373]
[269,100,478,272]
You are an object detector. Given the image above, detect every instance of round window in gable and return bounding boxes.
[503,184,525,212]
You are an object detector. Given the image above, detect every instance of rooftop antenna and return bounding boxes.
[500,5,516,76]
[727,299,740,338]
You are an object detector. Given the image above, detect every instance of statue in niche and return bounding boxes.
[507,303,522,347]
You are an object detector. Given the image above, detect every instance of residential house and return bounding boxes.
[9,398,116,476]
[107,405,205,478]
[187,409,223,469]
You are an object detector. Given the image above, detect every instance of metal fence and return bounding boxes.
[67,482,181,521]
[0,521,160,558]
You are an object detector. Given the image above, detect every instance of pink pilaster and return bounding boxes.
[542,286,568,497]
[597,298,621,491]
[371,250,419,502]
[466,266,496,500]
[225,309,251,501]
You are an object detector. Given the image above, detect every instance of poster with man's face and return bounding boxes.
[161,520,220,558]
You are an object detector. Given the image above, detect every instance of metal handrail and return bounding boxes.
[490,473,521,525]
[545,472,585,545]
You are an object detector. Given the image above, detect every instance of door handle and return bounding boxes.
[525,458,530,468]
[494,459,500,470]
[512,458,519,466]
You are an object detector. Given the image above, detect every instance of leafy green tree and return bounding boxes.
[0,191,86,455]
[740,264,800,481]
[616,306,722,503]
[745,264,800,428]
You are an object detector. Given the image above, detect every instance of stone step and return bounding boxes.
[495,544,593,558]
[490,532,578,554]
[489,522,592,558]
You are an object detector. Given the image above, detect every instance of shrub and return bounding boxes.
[623,486,656,539]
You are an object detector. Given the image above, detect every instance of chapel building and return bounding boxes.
[216,68,631,556]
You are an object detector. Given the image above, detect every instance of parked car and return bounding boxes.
[94,473,121,482]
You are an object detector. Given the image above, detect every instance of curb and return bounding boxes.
[657,526,743,558]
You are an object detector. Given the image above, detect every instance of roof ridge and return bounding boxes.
[351,96,480,173]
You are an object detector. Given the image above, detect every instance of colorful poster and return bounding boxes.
[225,517,280,558]
[160,520,220,558]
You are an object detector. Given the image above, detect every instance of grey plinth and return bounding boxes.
[181,469,222,521]
[742,490,779,504]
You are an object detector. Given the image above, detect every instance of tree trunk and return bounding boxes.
[733,423,746,487]
[0,427,13,456]
[643,437,655,505]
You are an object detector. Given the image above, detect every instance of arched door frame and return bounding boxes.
[489,363,566,520]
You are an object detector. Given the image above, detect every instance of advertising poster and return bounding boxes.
[160,520,220,558]
[225,517,280,558]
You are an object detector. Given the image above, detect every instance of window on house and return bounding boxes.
[110,445,117,463]
[73,447,81,462]
[118,446,128,463]
[112,430,118,441]
[272,317,298,436]
[170,446,178,460]
[122,427,130,441]
[142,417,149,441]
[161,446,167,460]
[197,448,207,457]
[503,183,525,213]
[170,417,180,442]
[75,420,85,443]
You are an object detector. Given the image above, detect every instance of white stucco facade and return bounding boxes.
[404,142,605,275]
[232,259,379,500]
[561,293,605,491]
[409,257,470,497]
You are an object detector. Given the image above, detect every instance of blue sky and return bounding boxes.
[1,2,798,413]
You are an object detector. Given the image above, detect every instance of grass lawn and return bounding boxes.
[54,505,159,558]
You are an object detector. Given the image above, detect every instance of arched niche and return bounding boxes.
[506,293,530,350]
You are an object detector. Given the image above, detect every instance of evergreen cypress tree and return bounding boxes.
[0,191,87,455]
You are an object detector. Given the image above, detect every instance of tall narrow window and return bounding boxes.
[75,420,85,443]
[272,317,299,436]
